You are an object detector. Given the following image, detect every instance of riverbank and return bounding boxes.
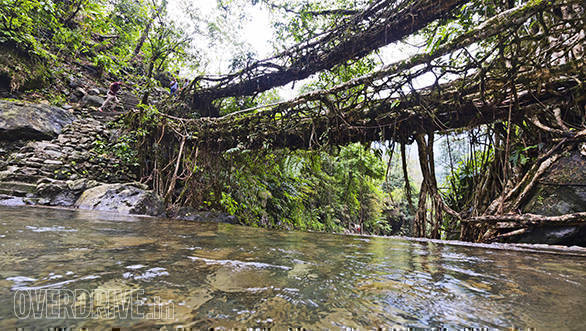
[0,97,238,223]
[2,97,585,246]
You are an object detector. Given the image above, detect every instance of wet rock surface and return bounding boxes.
[75,183,164,216]
[36,178,100,206]
[0,194,25,206]
[0,100,74,141]
[516,225,586,246]
[172,207,238,224]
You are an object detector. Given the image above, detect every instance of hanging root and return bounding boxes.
[414,132,461,239]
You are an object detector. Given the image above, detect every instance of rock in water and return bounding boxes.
[517,226,586,246]
[75,183,164,216]
[0,100,75,141]
[172,207,238,224]
[0,194,25,206]
[36,178,100,207]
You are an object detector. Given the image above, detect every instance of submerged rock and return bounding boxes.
[172,207,238,224]
[0,100,74,141]
[75,183,164,216]
[0,194,25,206]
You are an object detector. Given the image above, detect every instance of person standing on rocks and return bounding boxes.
[98,81,122,112]
[170,77,179,96]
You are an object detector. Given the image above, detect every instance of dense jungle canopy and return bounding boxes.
[0,0,584,242]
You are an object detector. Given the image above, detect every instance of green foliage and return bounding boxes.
[0,46,53,91]
[93,53,119,76]
[265,0,367,46]
[94,105,155,169]
[212,143,390,234]
[383,155,418,208]
[92,133,139,168]
[219,89,281,115]
[303,56,377,93]
[49,93,66,106]
[442,148,494,212]
[0,0,193,94]
[52,26,87,57]
[113,135,139,167]
[135,103,161,129]
[143,21,190,74]
[509,144,537,167]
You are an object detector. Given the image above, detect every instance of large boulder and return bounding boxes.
[36,178,100,206]
[516,226,586,246]
[519,149,586,245]
[522,150,585,216]
[74,183,164,216]
[0,100,74,141]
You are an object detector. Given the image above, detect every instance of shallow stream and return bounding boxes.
[0,206,584,329]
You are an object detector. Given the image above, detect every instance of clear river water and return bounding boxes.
[0,205,585,329]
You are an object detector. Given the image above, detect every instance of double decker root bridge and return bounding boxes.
[127,0,585,242]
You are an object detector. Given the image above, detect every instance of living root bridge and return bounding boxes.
[178,68,580,152]
[184,0,469,112]
[177,0,585,152]
[133,0,585,242]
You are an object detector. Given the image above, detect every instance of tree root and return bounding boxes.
[466,212,586,226]
[464,212,586,242]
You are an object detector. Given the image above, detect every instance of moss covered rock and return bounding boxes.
[0,45,52,92]
[523,150,586,216]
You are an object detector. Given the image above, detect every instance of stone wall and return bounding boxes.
[0,116,137,184]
